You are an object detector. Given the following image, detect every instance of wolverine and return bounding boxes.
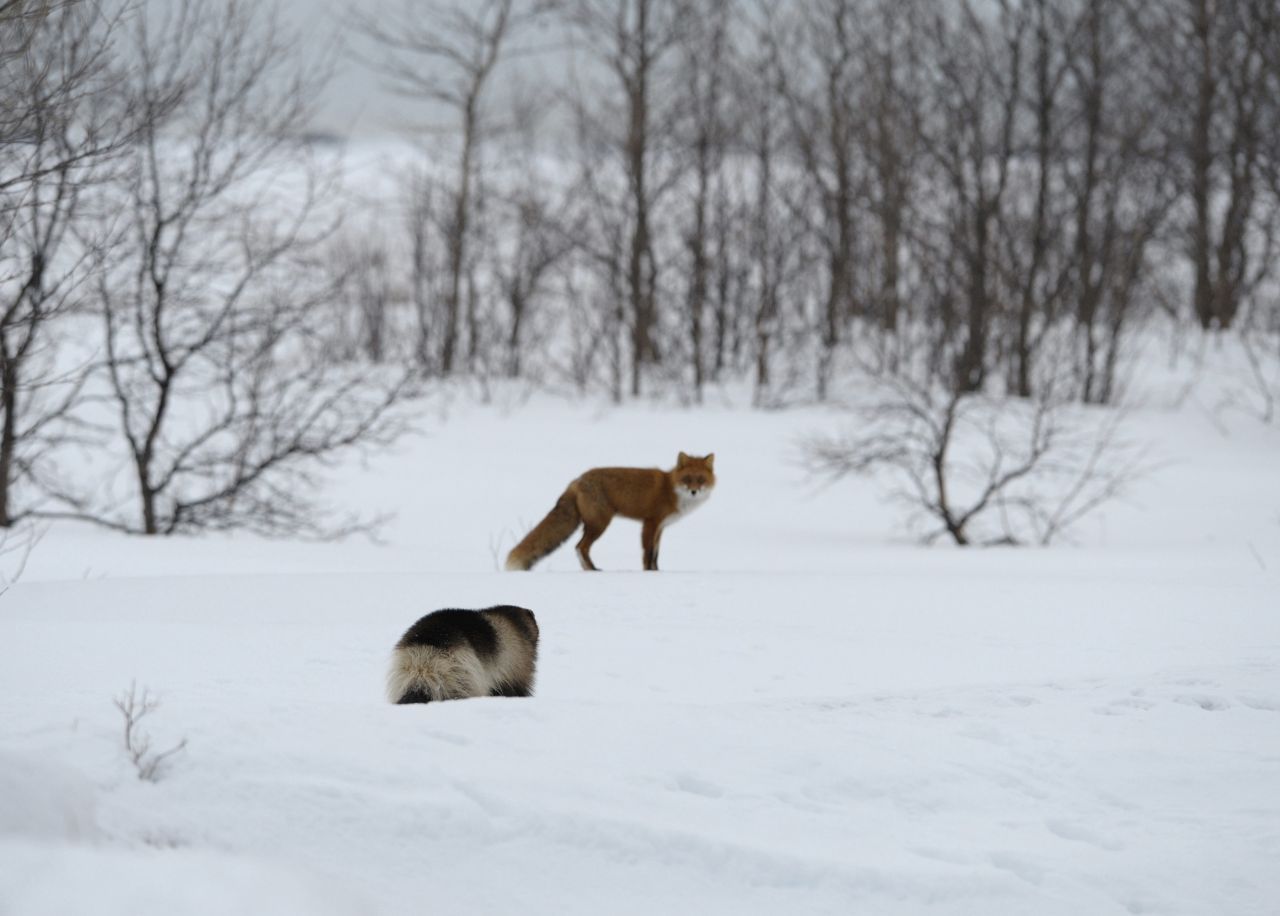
[387,606,539,704]
[506,452,715,572]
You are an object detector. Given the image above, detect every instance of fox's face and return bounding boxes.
[673,452,716,504]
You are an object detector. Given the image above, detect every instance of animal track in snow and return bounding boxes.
[1237,695,1280,712]
[669,773,725,799]
[1173,694,1232,711]
[988,851,1044,886]
[1045,818,1124,851]
[1094,697,1157,715]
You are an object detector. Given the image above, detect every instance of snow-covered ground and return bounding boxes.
[2,365,1279,914]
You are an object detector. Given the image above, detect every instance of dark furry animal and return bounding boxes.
[386,606,539,704]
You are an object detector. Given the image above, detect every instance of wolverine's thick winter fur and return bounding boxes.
[506,452,715,572]
[387,606,539,704]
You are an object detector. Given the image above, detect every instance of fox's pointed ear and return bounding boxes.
[677,451,690,467]
[704,453,715,470]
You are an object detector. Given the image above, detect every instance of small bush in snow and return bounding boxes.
[114,681,187,782]
[804,376,1151,547]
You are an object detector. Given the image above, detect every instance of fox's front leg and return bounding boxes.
[641,519,660,571]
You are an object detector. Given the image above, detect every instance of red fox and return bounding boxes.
[505,452,715,572]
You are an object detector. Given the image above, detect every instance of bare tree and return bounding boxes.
[564,90,631,402]
[1136,0,1280,331]
[673,0,735,402]
[0,2,126,526]
[562,0,689,397]
[764,0,868,401]
[1063,0,1174,404]
[405,168,442,371]
[42,0,412,537]
[857,0,924,341]
[470,82,576,382]
[994,0,1073,399]
[746,53,780,405]
[494,189,573,379]
[353,0,546,376]
[918,1,1028,395]
[0,0,124,198]
[738,8,806,407]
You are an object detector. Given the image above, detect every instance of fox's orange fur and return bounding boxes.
[506,452,715,571]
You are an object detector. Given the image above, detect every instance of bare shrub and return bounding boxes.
[804,373,1150,546]
[37,0,414,537]
[113,681,188,783]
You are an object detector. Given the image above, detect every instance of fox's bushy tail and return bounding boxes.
[506,489,580,571]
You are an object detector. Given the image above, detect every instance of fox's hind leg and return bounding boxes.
[576,513,611,571]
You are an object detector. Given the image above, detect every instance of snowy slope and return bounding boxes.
[2,384,1279,915]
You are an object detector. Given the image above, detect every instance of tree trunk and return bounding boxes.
[136,459,158,536]
[507,287,524,378]
[1190,0,1217,330]
[688,134,710,402]
[443,102,477,374]
[956,208,991,394]
[0,358,16,528]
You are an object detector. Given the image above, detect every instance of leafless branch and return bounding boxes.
[39,0,417,538]
[803,370,1151,546]
[113,680,188,782]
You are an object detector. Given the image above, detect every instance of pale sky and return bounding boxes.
[278,0,412,136]
[276,0,579,139]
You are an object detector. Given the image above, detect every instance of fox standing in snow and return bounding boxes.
[387,606,539,704]
[505,452,715,572]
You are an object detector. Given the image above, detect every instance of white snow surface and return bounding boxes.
[2,379,1279,915]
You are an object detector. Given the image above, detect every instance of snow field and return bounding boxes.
[2,379,1279,914]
